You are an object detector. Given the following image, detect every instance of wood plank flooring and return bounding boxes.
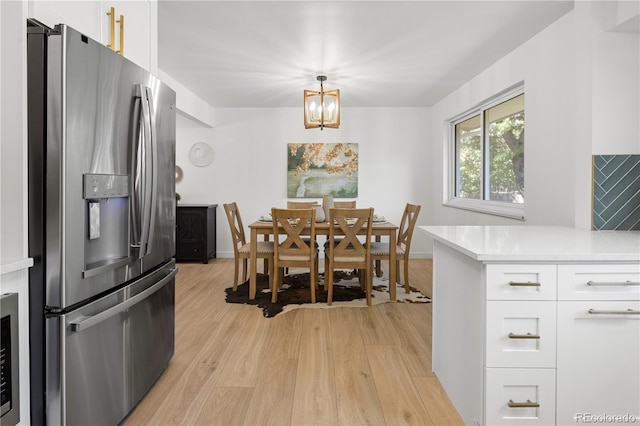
[123,258,463,426]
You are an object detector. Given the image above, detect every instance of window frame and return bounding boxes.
[445,85,525,220]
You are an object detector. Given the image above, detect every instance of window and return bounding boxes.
[447,88,525,219]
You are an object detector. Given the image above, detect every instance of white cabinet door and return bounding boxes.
[557,301,640,425]
[29,1,102,41]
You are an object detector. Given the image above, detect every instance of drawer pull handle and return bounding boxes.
[508,332,540,339]
[508,399,540,408]
[509,281,541,287]
[588,308,640,315]
[587,280,640,287]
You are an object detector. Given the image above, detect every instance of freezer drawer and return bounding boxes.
[47,263,177,425]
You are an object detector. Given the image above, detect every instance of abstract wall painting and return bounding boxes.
[287,143,358,198]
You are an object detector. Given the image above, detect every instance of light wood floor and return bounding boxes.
[123,258,464,426]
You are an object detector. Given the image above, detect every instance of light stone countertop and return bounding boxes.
[419,226,640,262]
[1,258,34,276]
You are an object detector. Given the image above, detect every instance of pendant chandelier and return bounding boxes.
[304,75,340,130]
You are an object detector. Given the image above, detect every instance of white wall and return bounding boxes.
[1,0,28,260]
[427,10,577,229]
[576,1,640,229]
[424,5,639,244]
[590,3,640,154]
[176,106,431,258]
[1,3,32,424]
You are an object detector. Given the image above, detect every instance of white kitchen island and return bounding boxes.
[419,226,640,426]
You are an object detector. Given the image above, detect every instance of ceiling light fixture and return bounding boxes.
[304,75,340,130]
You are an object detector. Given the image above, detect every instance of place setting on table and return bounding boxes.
[223,199,429,318]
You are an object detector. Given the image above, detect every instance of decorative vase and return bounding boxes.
[314,205,325,222]
[322,195,334,222]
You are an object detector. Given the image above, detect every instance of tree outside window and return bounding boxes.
[454,93,524,205]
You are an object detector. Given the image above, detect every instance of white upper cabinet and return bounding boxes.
[29,1,103,41]
[29,1,153,71]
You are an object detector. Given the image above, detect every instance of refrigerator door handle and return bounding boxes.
[131,84,153,258]
[144,87,158,256]
[130,93,142,250]
[69,268,178,332]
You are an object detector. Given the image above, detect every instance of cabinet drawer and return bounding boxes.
[485,368,556,426]
[558,264,640,300]
[486,265,557,301]
[486,301,556,368]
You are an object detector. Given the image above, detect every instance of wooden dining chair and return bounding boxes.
[324,201,356,228]
[286,201,319,208]
[323,200,356,273]
[223,202,274,291]
[286,201,321,245]
[271,207,319,303]
[333,200,356,208]
[371,203,421,293]
[325,207,374,306]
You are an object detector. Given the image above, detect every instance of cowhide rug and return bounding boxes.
[225,270,431,318]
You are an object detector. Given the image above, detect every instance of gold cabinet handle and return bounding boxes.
[106,7,115,51]
[587,280,640,286]
[508,399,540,408]
[117,14,124,55]
[508,332,540,339]
[508,281,541,287]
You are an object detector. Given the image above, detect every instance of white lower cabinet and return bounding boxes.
[485,368,556,425]
[431,239,640,426]
[485,263,640,426]
[484,265,558,426]
[556,300,640,426]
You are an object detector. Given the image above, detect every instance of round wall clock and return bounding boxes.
[189,142,214,167]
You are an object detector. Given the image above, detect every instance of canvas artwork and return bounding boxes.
[287,143,358,198]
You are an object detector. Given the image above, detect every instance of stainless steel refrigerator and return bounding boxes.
[27,21,177,425]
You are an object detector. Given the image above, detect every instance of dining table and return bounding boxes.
[247,218,399,302]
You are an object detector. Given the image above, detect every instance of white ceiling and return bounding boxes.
[158,1,574,108]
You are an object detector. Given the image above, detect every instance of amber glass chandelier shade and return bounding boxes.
[304,77,340,130]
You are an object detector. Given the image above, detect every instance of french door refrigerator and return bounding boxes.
[27,21,177,425]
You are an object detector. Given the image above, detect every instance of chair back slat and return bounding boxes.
[287,201,319,209]
[329,208,373,264]
[223,202,246,252]
[397,203,421,252]
[272,208,316,260]
[333,200,356,208]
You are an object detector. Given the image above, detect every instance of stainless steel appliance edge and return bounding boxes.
[27,20,177,426]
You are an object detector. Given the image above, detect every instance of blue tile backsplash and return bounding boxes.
[592,155,640,230]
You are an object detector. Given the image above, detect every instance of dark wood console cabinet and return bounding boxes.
[175,204,217,263]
